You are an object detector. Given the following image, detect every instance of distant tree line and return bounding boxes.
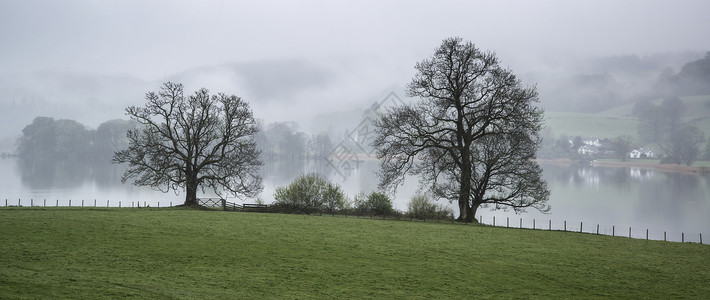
[16,117,139,163]
[15,116,338,164]
[656,52,710,97]
[254,121,334,160]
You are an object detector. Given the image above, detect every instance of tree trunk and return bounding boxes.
[184,185,198,207]
[459,150,474,223]
[469,202,479,223]
[457,182,474,223]
[184,174,198,207]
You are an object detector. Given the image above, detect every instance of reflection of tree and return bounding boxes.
[18,158,89,190]
[636,172,701,228]
[17,156,134,191]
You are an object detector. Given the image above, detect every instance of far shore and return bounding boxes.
[536,158,710,175]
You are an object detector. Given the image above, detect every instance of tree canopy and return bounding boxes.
[373,37,549,222]
[113,82,262,206]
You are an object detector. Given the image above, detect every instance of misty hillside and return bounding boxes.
[2,51,709,156]
[538,51,708,113]
[545,95,710,140]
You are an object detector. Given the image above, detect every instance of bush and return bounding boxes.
[273,173,345,214]
[322,184,347,215]
[366,191,393,216]
[407,194,454,220]
[407,194,437,220]
[353,192,369,216]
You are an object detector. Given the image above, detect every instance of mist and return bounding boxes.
[1,0,709,150]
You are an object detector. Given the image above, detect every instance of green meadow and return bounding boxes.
[545,95,710,140]
[1,208,709,299]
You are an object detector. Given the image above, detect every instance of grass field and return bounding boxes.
[545,94,710,140]
[544,112,639,139]
[1,208,709,298]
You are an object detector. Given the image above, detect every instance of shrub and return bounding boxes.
[407,194,454,220]
[407,194,437,220]
[353,192,369,216]
[273,173,345,214]
[366,191,393,216]
[322,184,346,215]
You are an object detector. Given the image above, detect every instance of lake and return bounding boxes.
[1,157,708,242]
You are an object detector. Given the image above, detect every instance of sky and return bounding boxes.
[1,0,709,141]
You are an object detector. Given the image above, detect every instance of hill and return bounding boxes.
[545,94,710,140]
[1,208,708,298]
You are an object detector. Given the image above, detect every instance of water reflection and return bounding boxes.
[542,164,660,191]
[16,158,126,190]
[3,157,709,236]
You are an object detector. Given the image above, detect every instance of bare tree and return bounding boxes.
[661,125,705,166]
[373,37,549,222]
[610,135,634,161]
[113,82,263,206]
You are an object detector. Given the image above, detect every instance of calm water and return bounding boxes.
[2,158,708,241]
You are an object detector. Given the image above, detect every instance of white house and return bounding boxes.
[629,148,655,159]
[583,138,601,147]
[578,145,599,156]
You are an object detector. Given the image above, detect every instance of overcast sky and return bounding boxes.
[1,0,709,136]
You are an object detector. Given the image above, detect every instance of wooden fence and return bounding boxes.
[196,198,269,213]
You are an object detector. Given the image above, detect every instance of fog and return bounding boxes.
[1,0,709,151]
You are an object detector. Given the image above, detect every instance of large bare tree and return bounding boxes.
[113,82,263,206]
[373,37,549,222]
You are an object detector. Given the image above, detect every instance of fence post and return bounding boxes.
[479,216,482,224]
[682,232,684,243]
[69,199,72,207]
[170,201,172,207]
[56,199,58,207]
[107,200,109,207]
[533,219,536,229]
[646,229,649,240]
[94,199,96,207]
[629,227,631,238]
[549,220,551,230]
[5,199,6,207]
[700,233,703,244]
[664,231,666,241]
[507,217,509,228]
[31,198,33,207]
[580,222,583,233]
[520,218,522,229]
[596,224,599,235]
[564,220,567,231]
[612,226,615,236]
[493,216,495,226]
[82,200,84,207]
[18,199,21,207]
[44,199,46,207]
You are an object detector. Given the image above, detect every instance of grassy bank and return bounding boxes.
[1,208,709,298]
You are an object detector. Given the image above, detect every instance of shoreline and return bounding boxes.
[536,158,710,175]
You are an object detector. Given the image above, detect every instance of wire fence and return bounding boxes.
[3,198,174,209]
[3,198,704,244]
[477,215,704,244]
